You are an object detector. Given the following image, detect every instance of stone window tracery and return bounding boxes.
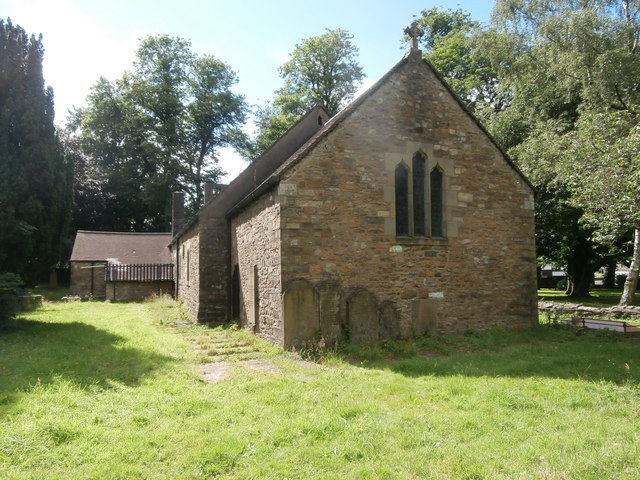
[430,166,444,237]
[394,152,444,238]
[395,162,409,236]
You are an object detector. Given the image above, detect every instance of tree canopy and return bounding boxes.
[0,18,72,285]
[490,0,640,303]
[244,28,364,159]
[70,35,247,231]
[413,2,640,301]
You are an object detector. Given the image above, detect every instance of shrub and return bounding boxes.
[0,272,24,328]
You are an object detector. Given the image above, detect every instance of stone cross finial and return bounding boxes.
[404,21,423,52]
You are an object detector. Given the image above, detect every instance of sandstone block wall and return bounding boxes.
[275,52,537,339]
[172,223,200,320]
[198,213,231,324]
[231,192,283,346]
[70,261,107,298]
[105,281,173,302]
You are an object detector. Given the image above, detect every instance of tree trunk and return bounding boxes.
[619,227,640,306]
[603,258,616,288]
[566,254,595,297]
[571,269,594,297]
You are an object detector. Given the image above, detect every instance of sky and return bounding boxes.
[1,0,495,181]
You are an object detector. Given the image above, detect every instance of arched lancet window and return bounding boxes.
[430,166,444,237]
[412,153,426,236]
[395,163,409,236]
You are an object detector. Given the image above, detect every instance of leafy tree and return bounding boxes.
[0,18,72,285]
[0,272,24,328]
[412,3,640,298]
[485,0,640,300]
[414,8,505,114]
[552,112,640,304]
[71,35,247,230]
[246,29,364,159]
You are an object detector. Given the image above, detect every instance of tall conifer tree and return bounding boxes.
[0,19,72,285]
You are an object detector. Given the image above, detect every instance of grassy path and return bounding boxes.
[1,298,639,479]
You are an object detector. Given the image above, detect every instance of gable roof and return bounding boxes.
[225,49,533,216]
[171,105,330,242]
[71,231,172,264]
[174,48,533,238]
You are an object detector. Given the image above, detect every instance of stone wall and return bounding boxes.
[172,223,200,320]
[105,281,173,302]
[275,52,537,338]
[69,261,107,298]
[198,213,230,324]
[231,192,283,346]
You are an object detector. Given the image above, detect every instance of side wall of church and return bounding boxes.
[276,53,537,344]
[231,191,283,346]
[172,223,200,321]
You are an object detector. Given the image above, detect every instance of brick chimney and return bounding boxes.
[172,192,185,235]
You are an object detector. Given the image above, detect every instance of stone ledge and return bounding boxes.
[393,237,449,247]
[18,294,43,311]
[539,301,640,319]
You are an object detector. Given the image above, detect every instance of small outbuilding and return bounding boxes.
[70,231,173,301]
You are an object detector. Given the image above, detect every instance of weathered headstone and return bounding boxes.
[282,279,319,348]
[412,298,438,336]
[316,281,343,345]
[379,301,400,339]
[347,289,378,344]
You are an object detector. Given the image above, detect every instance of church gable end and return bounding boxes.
[272,50,537,345]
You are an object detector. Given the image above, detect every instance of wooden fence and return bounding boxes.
[104,264,174,282]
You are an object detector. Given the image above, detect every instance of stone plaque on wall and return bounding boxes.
[282,279,319,348]
[347,289,378,345]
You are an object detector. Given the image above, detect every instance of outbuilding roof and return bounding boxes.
[70,231,172,264]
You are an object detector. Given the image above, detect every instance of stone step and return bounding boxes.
[205,340,250,348]
[207,351,268,363]
[207,344,258,356]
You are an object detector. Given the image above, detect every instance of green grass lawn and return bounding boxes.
[538,287,640,308]
[1,298,639,479]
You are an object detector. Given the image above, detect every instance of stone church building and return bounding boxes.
[170,44,538,348]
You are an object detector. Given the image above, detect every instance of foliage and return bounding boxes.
[414,8,504,114]
[70,35,247,230]
[0,19,73,284]
[245,29,364,159]
[0,272,24,327]
[278,28,365,117]
[556,112,640,239]
[478,0,640,298]
[1,300,639,478]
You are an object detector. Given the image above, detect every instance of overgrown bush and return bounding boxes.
[0,272,24,328]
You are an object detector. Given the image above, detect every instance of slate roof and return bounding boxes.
[252,50,533,203]
[173,48,533,241]
[70,231,172,264]
[170,104,330,242]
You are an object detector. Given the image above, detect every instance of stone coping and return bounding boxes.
[539,301,640,319]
